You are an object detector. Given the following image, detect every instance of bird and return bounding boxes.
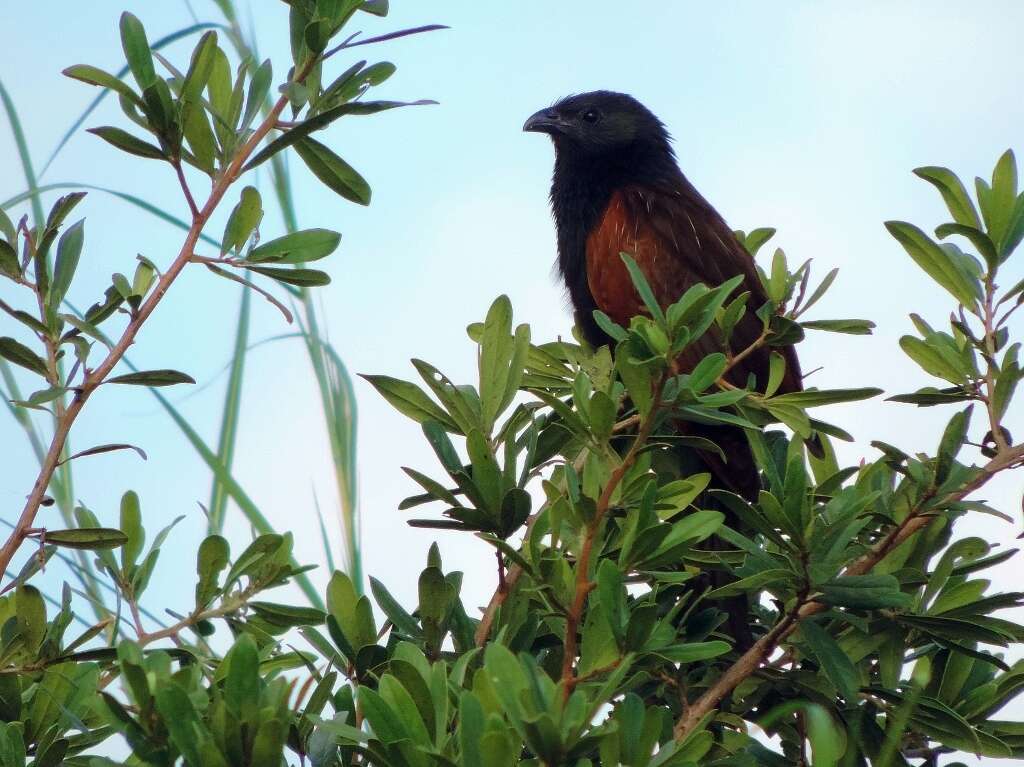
[523,90,804,501]
[525,91,806,647]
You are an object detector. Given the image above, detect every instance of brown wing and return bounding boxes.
[585,185,802,394]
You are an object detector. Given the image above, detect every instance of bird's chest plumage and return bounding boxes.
[584,189,691,327]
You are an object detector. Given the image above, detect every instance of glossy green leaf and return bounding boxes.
[293,136,371,204]
[0,337,48,377]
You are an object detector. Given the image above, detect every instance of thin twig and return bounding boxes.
[173,159,199,219]
[322,24,448,60]
[0,59,318,580]
[560,375,667,699]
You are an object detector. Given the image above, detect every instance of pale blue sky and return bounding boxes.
[2,3,1023,759]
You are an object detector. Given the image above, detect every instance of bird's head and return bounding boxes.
[523,91,671,159]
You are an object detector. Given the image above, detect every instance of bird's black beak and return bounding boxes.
[523,108,566,135]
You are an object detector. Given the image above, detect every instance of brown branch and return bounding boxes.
[0,61,317,581]
[560,375,667,699]
[672,440,1024,741]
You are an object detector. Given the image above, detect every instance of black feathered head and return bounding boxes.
[523,91,673,159]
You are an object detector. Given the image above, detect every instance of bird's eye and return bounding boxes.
[582,109,600,123]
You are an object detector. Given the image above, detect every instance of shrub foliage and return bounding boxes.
[2,4,1024,766]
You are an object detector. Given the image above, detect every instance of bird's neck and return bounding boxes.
[550,143,678,231]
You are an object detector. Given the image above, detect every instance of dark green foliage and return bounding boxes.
[2,4,1023,766]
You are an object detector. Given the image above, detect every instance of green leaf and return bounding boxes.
[800,619,860,701]
[654,641,731,663]
[0,337,48,377]
[41,528,128,550]
[247,228,340,263]
[818,574,912,609]
[195,534,230,606]
[107,369,196,386]
[593,310,628,342]
[62,64,144,107]
[687,352,726,392]
[935,222,999,270]
[87,126,165,160]
[899,336,968,383]
[119,13,157,90]
[739,227,776,256]
[800,318,875,335]
[241,58,272,131]
[0,239,19,278]
[249,601,326,627]
[327,570,376,650]
[987,149,1018,247]
[479,294,515,431]
[597,558,627,646]
[369,576,421,637]
[246,265,330,286]
[885,220,980,308]
[620,252,665,325]
[181,31,218,103]
[1002,194,1024,259]
[221,186,263,255]
[913,166,981,228]
[293,136,371,205]
[769,387,882,408]
[120,490,143,571]
[49,220,85,310]
[361,374,459,431]
[615,342,653,417]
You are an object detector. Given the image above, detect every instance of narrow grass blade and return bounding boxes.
[64,303,324,609]
[0,77,44,227]
[207,286,250,533]
[0,83,106,616]
[321,341,360,585]
[126,361,324,609]
[313,488,337,574]
[1,182,221,250]
[224,10,362,589]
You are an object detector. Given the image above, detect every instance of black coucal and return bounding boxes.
[525,91,805,647]
[524,90,803,502]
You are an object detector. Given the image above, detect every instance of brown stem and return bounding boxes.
[560,375,667,699]
[474,513,540,647]
[723,327,771,378]
[495,548,507,593]
[0,66,310,581]
[981,279,1009,453]
[173,159,200,220]
[672,440,1024,741]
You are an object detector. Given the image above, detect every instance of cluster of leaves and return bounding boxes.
[4,152,1022,766]
[0,2,427,404]
[0,1,439,599]
[4,3,1024,766]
